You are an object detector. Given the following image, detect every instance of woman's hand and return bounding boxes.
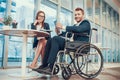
[34,20,38,26]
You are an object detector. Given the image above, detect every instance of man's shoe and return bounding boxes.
[32,68,45,73]
[40,66,52,75]
[32,65,49,73]
[32,66,52,75]
[38,65,46,69]
[32,64,47,70]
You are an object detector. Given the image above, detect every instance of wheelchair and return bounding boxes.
[49,28,104,80]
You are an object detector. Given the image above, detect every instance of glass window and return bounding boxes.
[11,0,34,29]
[7,38,33,67]
[92,24,98,43]
[113,11,117,32]
[107,31,112,62]
[90,22,98,43]
[102,28,110,62]
[0,0,6,17]
[49,0,58,3]
[116,13,119,33]
[107,6,111,29]
[111,33,114,62]
[111,10,114,31]
[109,7,113,30]
[86,0,93,21]
[115,13,118,33]
[74,0,84,9]
[40,4,57,37]
[102,1,106,27]
[60,8,72,26]
[7,0,34,67]
[113,35,117,62]
[116,35,119,62]
[0,0,6,28]
[0,36,4,67]
[95,0,100,24]
[61,0,72,10]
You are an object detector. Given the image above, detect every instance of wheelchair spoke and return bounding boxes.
[74,43,103,79]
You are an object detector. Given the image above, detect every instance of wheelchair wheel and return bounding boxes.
[74,54,85,71]
[62,67,71,80]
[74,43,103,79]
[53,64,60,75]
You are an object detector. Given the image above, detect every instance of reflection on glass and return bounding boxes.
[60,10,72,26]
[86,0,93,21]
[116,14,119,33]
[109,7,113,30]
[102,1,106,27]
[40,4,57,37]
[7,39,33,67]
[74,0,84,9]
[49,0,58,3]
[7,36,33,67]
[113,11,117,32]
[7,0,34,67]
[95,0,100,24]
[91,24,98,43]
[113,35,117,62]
[116,35,119,62]
[0,0,6,28]
[61,0,72,10]
[12,0,34,29]
[0,37,4,67]
[107,7,111,29]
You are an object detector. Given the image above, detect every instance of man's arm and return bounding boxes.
[66,20,91,33]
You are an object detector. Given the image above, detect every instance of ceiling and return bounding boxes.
[118,0,120,3]
[115,0,120,7]
[105,0,120,13]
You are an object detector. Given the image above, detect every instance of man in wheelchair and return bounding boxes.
[33,7,91,75]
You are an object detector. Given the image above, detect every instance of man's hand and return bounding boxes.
[56,22,63,29]
[55,27,60,35]
[56,22,65,30]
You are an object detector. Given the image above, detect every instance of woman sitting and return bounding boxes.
[29,10,50,69]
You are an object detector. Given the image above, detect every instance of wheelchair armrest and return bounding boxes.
[65,32,89,41]
[73,33,89,37]
[92,28,97,31]
[65,32,74,41]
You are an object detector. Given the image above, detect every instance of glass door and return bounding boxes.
[0,35,4,68]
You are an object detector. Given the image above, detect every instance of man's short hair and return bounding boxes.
[75,7,84,15]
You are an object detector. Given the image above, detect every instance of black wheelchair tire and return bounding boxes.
[74,43,104,79]
[62,67,71,80]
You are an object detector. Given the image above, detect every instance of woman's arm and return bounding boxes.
[31,23,36,30]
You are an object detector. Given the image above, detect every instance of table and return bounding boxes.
[0,29,50,78]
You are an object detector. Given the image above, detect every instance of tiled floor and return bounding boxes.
[0,63,120,80]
